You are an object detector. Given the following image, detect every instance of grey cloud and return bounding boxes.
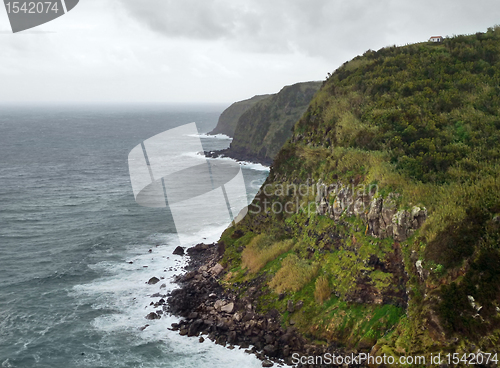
[118,0,500,61]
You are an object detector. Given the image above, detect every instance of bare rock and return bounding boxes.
[209,263,224,277]
[367,197,383,236]
[173,246,185,256]
[221,302,235,314]
[262,360,274,367]
[145,312,161,320]
[214,300,225,311]
[147,277,160,285]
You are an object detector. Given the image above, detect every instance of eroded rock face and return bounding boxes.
[316,182,427,241]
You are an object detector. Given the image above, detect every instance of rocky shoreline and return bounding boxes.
[163,242,366,368]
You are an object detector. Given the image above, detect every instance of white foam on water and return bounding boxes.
[70,130,271,367]
[72,227,270,368]
[207,155,270,172]
[188,133,233,141]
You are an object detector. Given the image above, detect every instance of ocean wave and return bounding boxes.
[188,132,233,141]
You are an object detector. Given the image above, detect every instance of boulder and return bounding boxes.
[173,246,185,256]
[147,277,160,285]
[221,302,235,314]
[188,319,204,336]
[209,263,224,276]
[145,312,161,320]
[262,360,274,367]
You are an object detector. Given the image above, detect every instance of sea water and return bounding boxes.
[0,104,269,368]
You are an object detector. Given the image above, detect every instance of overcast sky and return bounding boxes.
[0,0,499,104]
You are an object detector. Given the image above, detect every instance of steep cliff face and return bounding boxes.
[218,27,500,363]
[209,94,270,137]
[225,81,321,164]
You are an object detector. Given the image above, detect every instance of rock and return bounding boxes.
[214,300,225,311]
[262,360,274,367]
[139,324,149,331]
[187,243,209,254]
[332,198,343,220]
[416,260,424,280]
[264,334,274,344]
[209,263,224,277]
[199,336,205,343]
[287,300,294,313]
[263,344,277,356]
[221,302,235,314]
[188,319,205,336]
[468,295,483,312]
[173,246,185,256]
[393,210,410,241]
[147,277,160,285]
[353,196,366,218]
[367,197,383,236]
[411,206,427,228]
[145,312,160,320]
[295,300,304,310]
[283,345,290,357]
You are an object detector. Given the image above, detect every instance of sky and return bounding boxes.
[0,0,499,104]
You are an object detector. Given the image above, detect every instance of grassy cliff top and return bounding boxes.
[219,27,500,362]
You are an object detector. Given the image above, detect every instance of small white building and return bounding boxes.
[429,36,444,43]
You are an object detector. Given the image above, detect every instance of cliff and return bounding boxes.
[216,27,500,364]
[207,81,321,165]
[225,81,321,164]
[209,94,270,137]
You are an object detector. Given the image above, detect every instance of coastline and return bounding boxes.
[165,242,365,368]
[204,149,274,167]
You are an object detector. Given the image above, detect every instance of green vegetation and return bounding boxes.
[209,94,270,136]
[241,235,294,273]
[218,27,500,364]
[228,81,321,162]
[314,275,330,304]
[269,253,319,293]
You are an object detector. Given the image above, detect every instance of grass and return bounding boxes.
[269,254,320,293]
[314,275,331,304]
[241,235,295,273]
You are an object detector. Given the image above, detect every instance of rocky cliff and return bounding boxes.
[209,94,270,137]
[170,27,500,366]
[207,81,321,165]
[225,81,321,164]
[216,28,500,364]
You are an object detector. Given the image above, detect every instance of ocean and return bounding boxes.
[0,104,269,368]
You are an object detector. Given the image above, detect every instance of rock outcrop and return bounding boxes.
[316,182,427,242]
